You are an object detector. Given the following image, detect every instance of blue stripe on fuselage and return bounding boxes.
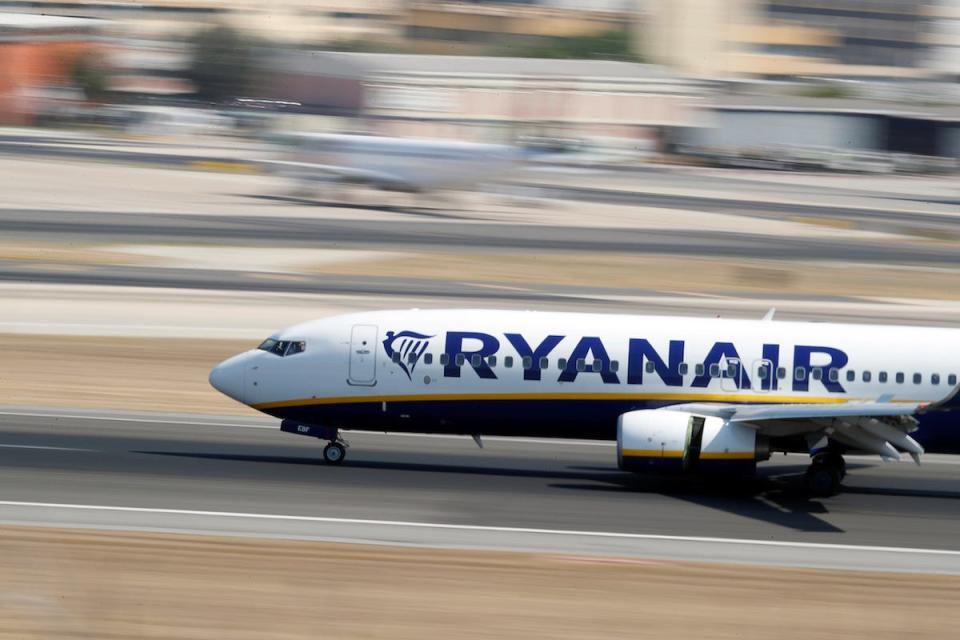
[264,398,960,454]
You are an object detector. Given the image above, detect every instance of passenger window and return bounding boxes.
[504,356,514,368]
[392,352,402,364]
[539,357,549,370]
[679,363,688,375]
[424,353,433,365]
[794,367,805,381]
[407,352,418,364]
[695,364,705,376]
[610,360,620,373]
[758,365,769,380]
[878,372,887,383]
[709,364,720,378]
[846,370,855,382]
[576,358,586,372]
[439,353,449,366]
[896,372,904,384]
[591,360,602,372]
[811,368,822,381]
[950,374,957,386]
[726,363,737,378]
[557,358,567,370]
[456,354,465,366]
[471,354,482,367]
[645,361,655,374]
[914,373,922,384]
[777,367,787,380]
[522,356,533,370]
[488,355,497,368]
[932,374,941,385]
[828,369,839,383]
[863,371,872,382]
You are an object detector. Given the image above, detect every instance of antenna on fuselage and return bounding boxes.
[762,308,776,321]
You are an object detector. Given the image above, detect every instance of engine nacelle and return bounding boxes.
[617,410,762,475]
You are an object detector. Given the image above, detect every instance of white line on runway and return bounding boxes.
[1,500,958,558]
[0,411,274,430]
[0,444,93,451]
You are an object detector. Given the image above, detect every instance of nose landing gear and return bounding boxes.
[322,440,347,465]
[280,420,349,465]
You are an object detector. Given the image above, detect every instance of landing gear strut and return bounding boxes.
[804,452,845,497]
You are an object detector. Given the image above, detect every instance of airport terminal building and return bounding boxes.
[263,51,710,147]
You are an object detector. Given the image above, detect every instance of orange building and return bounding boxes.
[0,13,106,124]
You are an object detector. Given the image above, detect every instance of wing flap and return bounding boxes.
[663,401,926,464]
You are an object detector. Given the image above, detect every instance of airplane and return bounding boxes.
[209,308,960,496]
[261,133,526,195]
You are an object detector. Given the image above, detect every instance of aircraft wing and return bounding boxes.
[258,159,412,190]
[663,401,925,422]
[662,400,929,462]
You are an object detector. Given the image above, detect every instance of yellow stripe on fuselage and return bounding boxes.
[699,452,756,460]
[252,391,886,411]
[621,449,684,458]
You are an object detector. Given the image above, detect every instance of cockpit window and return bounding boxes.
[285,341,306,356]
[257,338,306,357]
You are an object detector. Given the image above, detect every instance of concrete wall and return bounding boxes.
[689,110,881,150]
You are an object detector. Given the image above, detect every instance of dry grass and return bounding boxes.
[308,251,960,300]
[0,334,257,415]
[0,526,956,640]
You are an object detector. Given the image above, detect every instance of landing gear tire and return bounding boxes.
[804,454,844,497]
[322,442,346,465]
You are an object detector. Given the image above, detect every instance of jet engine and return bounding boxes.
[617,410,767,475]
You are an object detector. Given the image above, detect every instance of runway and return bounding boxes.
[1,208,958,265]
[2,408,960,573]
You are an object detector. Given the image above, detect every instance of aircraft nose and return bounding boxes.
[209,355,247,404]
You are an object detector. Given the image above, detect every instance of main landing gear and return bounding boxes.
[804,452,846,497]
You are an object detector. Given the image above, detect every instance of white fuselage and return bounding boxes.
[210,309,960,450]
[280,134,522,191]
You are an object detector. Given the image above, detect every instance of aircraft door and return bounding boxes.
[720,357,743,392]
[348,324,378,386]
[752,359,774,393]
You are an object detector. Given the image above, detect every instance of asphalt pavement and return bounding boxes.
[2,408,959,573]
[1,208,959,264]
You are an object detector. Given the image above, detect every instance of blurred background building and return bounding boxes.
[0,13,107,124]
[0,0,956,165]
[642,0,954,79]
[264,50,704,143]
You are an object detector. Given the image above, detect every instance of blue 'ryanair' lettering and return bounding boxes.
[559,336,619,384]
[505,333,564,381]
[762,343,780,391]
[397,328,851,394]
[444,331,499,379]
[627,338,684,387]
[690,342,751,389]
[793,345,848,393]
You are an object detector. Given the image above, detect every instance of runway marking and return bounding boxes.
[1,500,959,558]
[0,444,93,452]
